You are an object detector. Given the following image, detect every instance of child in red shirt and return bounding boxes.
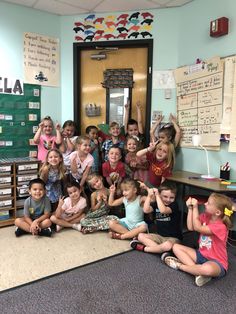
[137,141,175,187]
[102,146,125,187]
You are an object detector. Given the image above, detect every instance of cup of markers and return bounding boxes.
[220,162,230,180]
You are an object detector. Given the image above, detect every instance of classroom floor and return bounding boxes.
[0,226,130,291]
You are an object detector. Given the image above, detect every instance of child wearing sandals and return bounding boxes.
[79,173,119,234]
[130,181,182,254]
[50,181,87,232]
[108,178,147,240]
[164,193,234,287]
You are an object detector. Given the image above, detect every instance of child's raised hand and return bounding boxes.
[136,101,141,109]
[169,113,177,123]
[149,140,158,150]
[58,196,65,207]
[109,184,116,193]
[55,123,61,130]
[156,114,164,124]
[153,188,159,196]
[186,197,198,208]
[102,194,108,203]
[138,181,148,191]
[93,138,98,145]
[147,188,154,197]
[124,99,130,109]
[39,121,44,129]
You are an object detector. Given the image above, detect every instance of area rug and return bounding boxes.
[0,226,130,291]
[0,250,236,314]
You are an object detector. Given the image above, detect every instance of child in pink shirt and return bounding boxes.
[164,193,234,287]
[34,116,62,162]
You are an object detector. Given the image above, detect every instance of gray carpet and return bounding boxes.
[0,248,236,314]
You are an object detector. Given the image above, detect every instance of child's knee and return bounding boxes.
[109,219,117,228]
[50,215,56,223]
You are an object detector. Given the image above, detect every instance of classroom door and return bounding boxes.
[79,47,149,135]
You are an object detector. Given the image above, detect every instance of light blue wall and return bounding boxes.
[1,0,236,179]
[175,0,236,179]
[0,1,61,122]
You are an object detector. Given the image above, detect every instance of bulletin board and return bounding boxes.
[174,56,223,149]
[0,84,41,158]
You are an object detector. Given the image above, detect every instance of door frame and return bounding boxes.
[73,39,153,141]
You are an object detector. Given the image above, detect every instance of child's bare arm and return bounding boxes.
[108,185,123,206]
[191,198,212,235]
[153,188,172,214]
[136,101,144,134]
[150,114,164,142]
[33,122,44,144]
[142,189,154,213]
[136,140,158,157]
[55,123,62,145]
[169,114,181,146]
[91,192,103,211]
[124,99,130,134]
[80,166,91,188]
[55,196,65,218]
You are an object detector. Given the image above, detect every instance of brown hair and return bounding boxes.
[121,178,141,195]
[158,181,177,195]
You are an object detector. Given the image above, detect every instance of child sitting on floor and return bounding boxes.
[164,193,234,287]
[15,178,52,237]
[79,173,119,234]
[108,178,147,240]
[130,181,182,254]
[50,181,87,232]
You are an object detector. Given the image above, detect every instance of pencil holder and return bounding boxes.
[220,169,230,180]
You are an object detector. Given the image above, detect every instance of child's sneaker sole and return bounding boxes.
[195,275,212,287]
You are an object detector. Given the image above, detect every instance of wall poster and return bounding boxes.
[174,56,223,148]
[23,32,60,87]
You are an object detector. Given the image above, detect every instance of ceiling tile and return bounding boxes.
[35,0,87,15]
[94,0,159,13]
[2,0,36,6]
[60,0,103,11]
[165,0,193,7]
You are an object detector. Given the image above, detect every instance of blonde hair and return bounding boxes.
[109,121,120,129]
[155,141,175,169]
[210,193,234,229]
[75,135,90,147]
[87,173,103,186]
[39,148,65,180]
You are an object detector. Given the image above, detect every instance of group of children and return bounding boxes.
[14,102,235,287]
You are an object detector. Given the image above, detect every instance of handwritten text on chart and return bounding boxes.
[176,73,223,96]
[181,124,220,146]
[178,104,222,127]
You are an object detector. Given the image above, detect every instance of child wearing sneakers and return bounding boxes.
[130,181,182,254]
[15,178,52,237]
[50,181,87,232]
[164,193,234,287]
[108,178,147,240]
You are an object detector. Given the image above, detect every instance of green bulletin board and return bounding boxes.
[0,84,41,158]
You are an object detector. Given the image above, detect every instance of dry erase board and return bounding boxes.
[0,84,41,158]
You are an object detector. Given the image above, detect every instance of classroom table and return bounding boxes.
[168,170,236,195]
[167,171,236,233]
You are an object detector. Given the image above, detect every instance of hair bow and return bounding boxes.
[224,207,234,217]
